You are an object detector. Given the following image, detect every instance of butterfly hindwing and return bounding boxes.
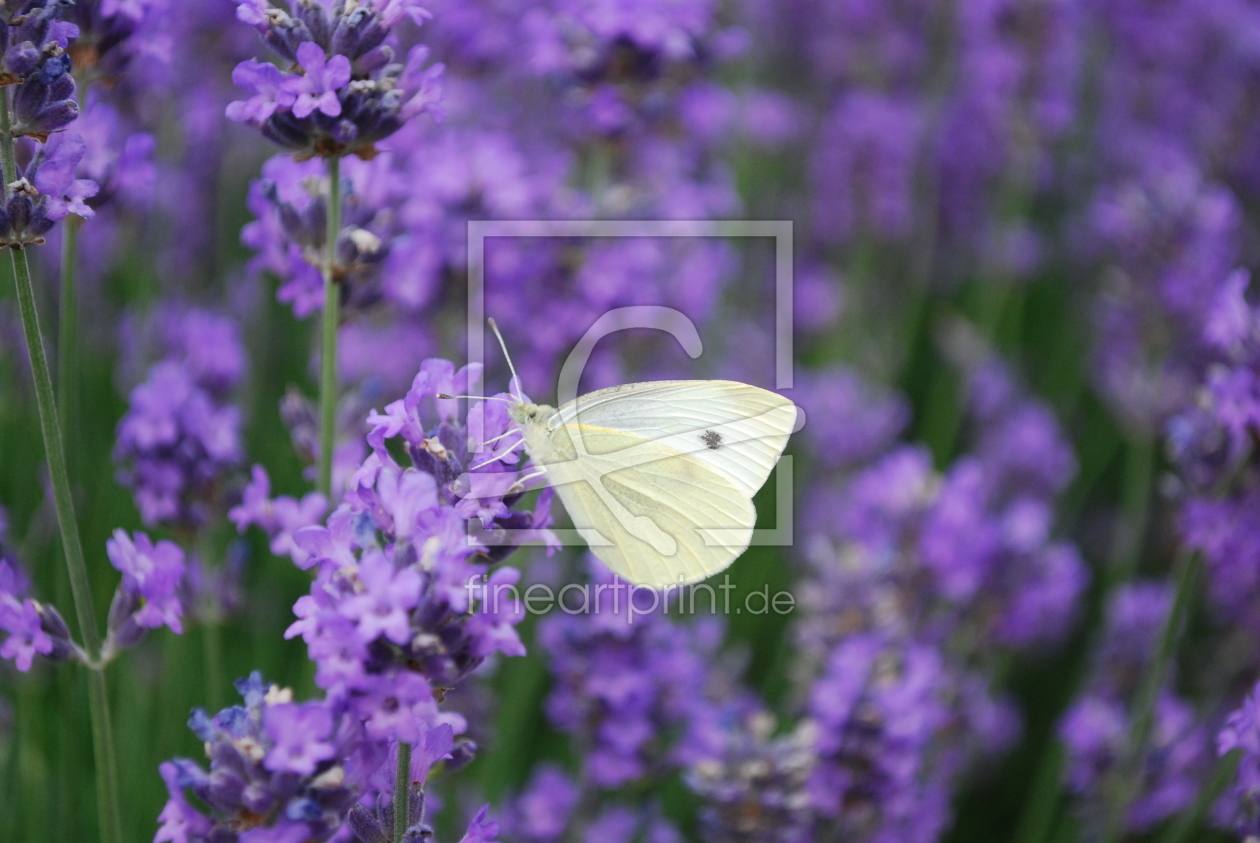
[542,424,756,586]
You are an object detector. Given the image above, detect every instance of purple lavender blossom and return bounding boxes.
[64,0,171,84]
[263,702,337,775]
[156,673,373,843]
[228,0,445,158]
[805,634,954,843]
[538,560,724,788]
[498,765,581,842]
[0,134,100,247]
[66,97,157,210]
[686,710,815,843]
[282,359,549,747]
[0,598,54,671]
[103,529,186,656]
[0,527,80,672]
[3,2,82,141]
[230,465,329,568]
[1060,692,1208,832]
[30,133,99,220]
[1058,583,1211,833]
[1217,681,1260,837]
[114,308,245,528]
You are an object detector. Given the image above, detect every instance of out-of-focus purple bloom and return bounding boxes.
[806,634,953,843]
[795,367,908,469]
[686,710,815,843]
[114,309,245,528]
[1218,681,1260,837]
[230,465,329,568]
[1060,692,1208,832]
[498,765,580,843]
[800,361,1086,655]
[812,94,921,243]
[1059,583,1211,833]
[68,99,157,210]
[538,561,724,788]
[65,0,171,83]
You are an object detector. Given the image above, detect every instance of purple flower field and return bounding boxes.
[3,1,1260,842]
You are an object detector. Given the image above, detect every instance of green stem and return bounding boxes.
[1011,743,1065,843]
[1102,550,1200,843]
[2,86,121,843]
[393,741,412,843]
[1154,749,1240,843]
[317,155,342,499]
[58,216,80,467]
[202,616,224,714]
[1106,437,1154,589]
[1013,436,1156,843]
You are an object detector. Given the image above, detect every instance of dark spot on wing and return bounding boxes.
[701,430,723,450]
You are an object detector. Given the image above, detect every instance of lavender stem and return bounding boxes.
[1102,550,1200,843]
[318,154,342,499]
[1,86,122,843]
[393,740,412,843]
[58,215,80,464]
[1153,749,1240,843]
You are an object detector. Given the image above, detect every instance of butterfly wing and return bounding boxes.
[541,424,756,586]
[537,381,797,586]
[554,380,798,499]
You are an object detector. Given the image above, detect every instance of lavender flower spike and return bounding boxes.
[103,529,186,658]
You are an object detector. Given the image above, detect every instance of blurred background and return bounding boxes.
[3,1,1260,842]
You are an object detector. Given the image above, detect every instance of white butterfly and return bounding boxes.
[458,322,799,588]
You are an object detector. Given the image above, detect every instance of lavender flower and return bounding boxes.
[114,308,245,528]
[156,673,374,843]
[1058,583,1211,833]
[283,359,549,742]
[230,465,329,568]
[1217,681,1260,837]
[102,529,186,658]
[538,561,724,788]
[498,765,581,842]
[2,1,82,141]
[686,710,816,843]
[63,0,170,85]
[228,0,444,158]
[156,669,497,843]
[805,634,955,843]
[0,133,99,247]
[0,536,81,671]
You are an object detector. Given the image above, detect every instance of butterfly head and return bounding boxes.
[508,400,553,429]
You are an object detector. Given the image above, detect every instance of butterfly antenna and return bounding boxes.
[488,317,523,401]
[436,393,516,403]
